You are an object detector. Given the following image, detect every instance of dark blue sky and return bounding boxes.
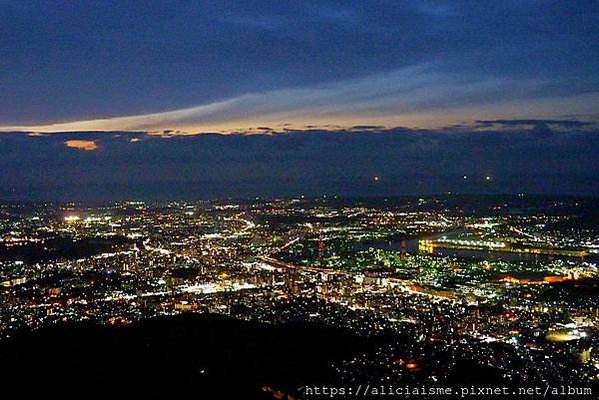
[1,1,598,199]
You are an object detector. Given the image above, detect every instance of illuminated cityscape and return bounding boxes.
[0,196,597,397]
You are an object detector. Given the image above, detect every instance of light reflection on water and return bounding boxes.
[355,238,598,264]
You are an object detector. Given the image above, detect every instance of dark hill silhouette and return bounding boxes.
[0,313,374,399]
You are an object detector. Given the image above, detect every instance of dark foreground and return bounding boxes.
[1,313,596,399]
[0,314,372,398]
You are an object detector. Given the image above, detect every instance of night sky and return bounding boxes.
[1,1,598,200]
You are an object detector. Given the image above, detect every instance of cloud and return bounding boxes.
[2,64,599,135]
[475,119,594,128]
[1,126,598,200]
[472,118,597,138]
[64,140,98,151]
[350,125,385,131]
